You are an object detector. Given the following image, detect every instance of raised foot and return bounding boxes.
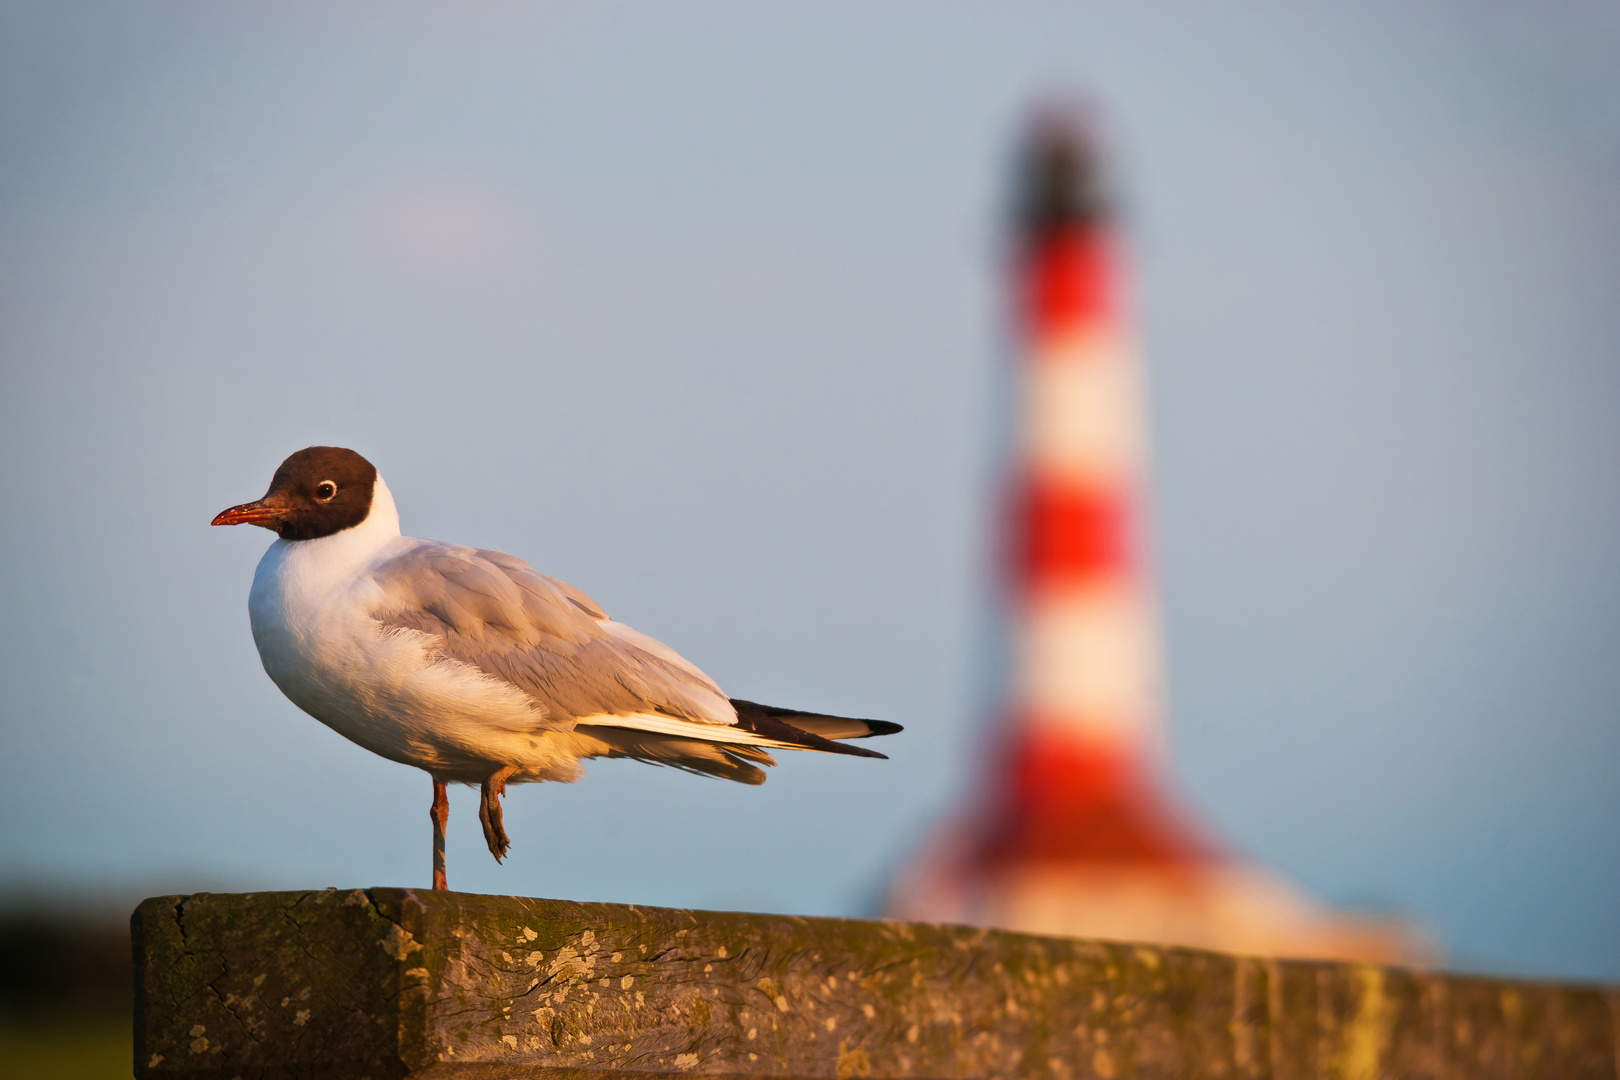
[478,767,518,863]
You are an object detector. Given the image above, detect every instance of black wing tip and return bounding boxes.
[728,699,900,757]
[729,699,902,735]
[735,702,900,761]
[823,741,888,760]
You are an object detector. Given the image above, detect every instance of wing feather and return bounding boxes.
[366,541,735,729]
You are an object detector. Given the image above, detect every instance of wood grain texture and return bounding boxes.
[133,889,1620,1079]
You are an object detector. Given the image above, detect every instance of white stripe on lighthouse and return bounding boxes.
[1021,331,1144,485]
[1014,584,1161,738]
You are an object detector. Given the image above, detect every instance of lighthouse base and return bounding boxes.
[886,832,1430,966]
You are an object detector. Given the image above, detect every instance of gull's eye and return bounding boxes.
[315,481,338,502]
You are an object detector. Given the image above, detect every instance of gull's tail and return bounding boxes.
[577,700,903,785]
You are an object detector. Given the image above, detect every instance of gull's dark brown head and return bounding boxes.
[212,446,379,540]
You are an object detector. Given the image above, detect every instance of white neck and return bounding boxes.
[358,474,401,541]
[263,474,403,582]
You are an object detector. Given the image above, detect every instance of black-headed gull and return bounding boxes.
[212,446,900,890]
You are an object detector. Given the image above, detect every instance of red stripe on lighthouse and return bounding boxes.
[1023,225,1115,333]
[1011,475,1134,591]
[977,725,1210,867]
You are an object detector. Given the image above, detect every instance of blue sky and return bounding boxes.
[2,2,1618,980]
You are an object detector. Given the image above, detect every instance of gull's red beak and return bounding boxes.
[211,499,289,527]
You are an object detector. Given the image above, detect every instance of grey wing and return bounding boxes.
[366,540,737,730]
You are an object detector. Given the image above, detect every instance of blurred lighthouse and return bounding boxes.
[886,111,1426,965]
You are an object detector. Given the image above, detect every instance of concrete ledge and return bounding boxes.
[133,889,1618,1079]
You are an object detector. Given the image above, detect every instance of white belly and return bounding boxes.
[247,536,592,784]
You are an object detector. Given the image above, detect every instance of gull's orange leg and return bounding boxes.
[431,777,449,891]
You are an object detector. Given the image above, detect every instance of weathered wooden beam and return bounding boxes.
[133,889,1618,1079]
